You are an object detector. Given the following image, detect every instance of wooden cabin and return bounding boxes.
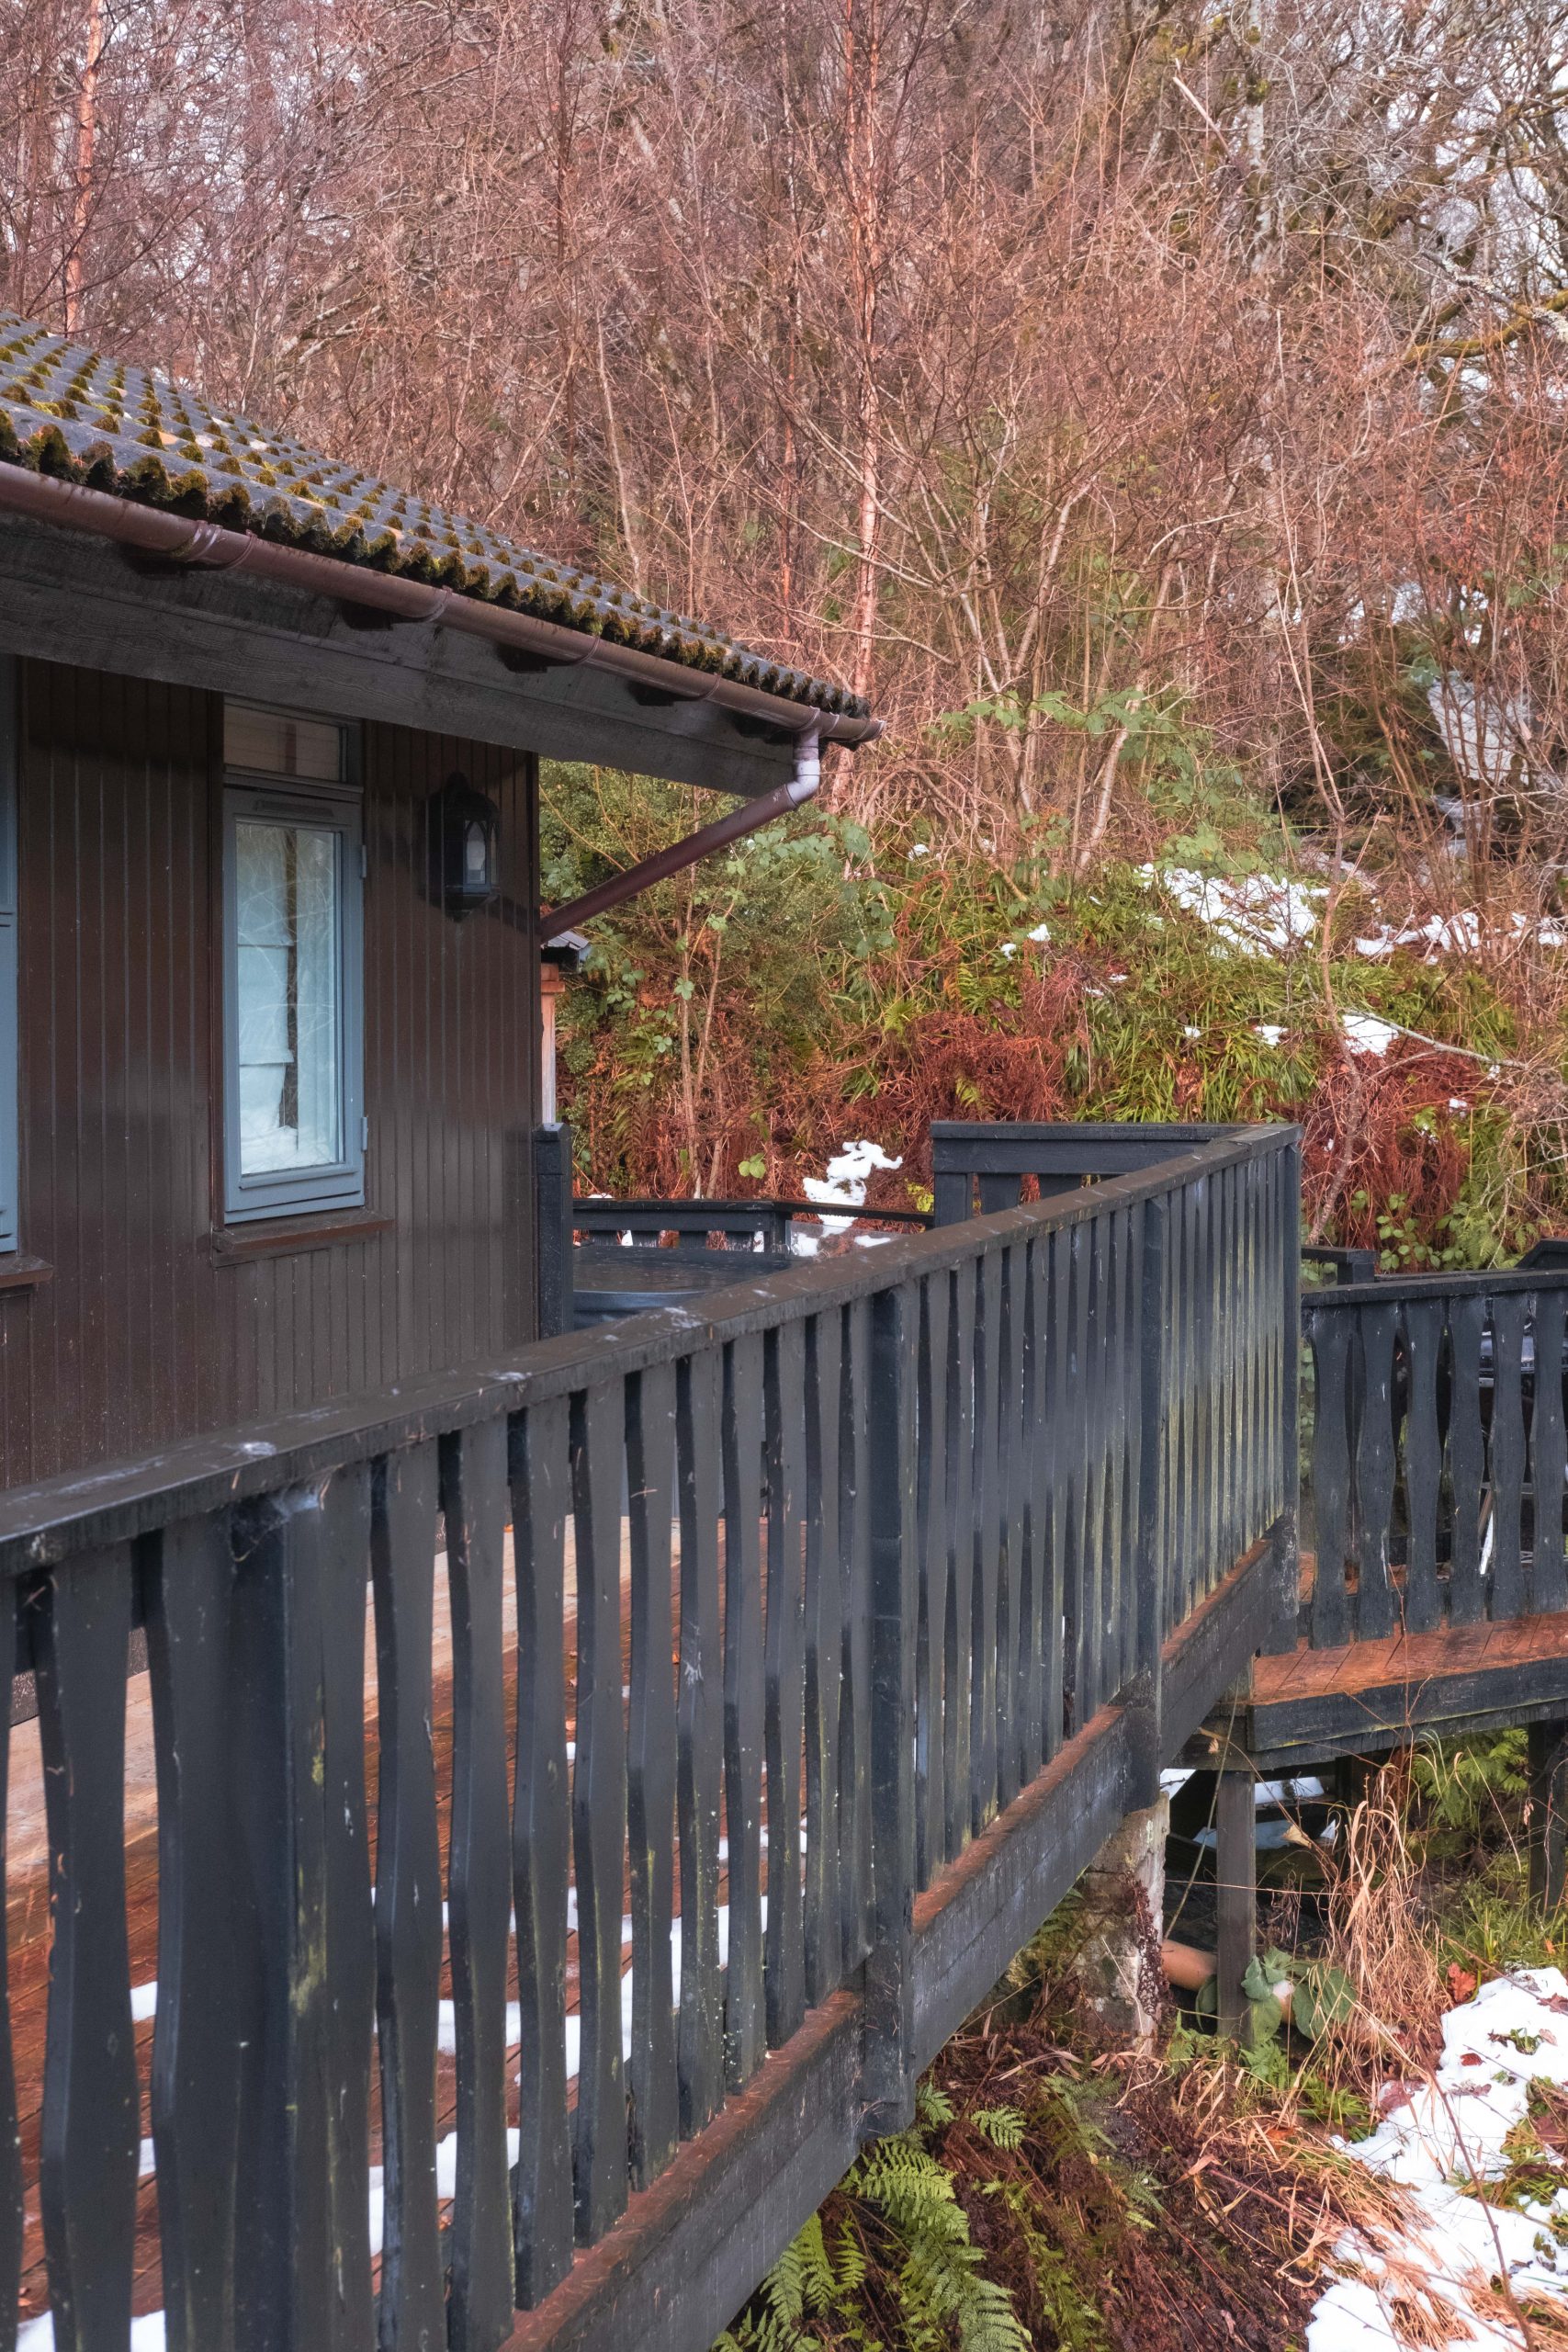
[0,311,875,1487]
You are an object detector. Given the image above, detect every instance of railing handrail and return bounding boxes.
[573,1195,932,1229]
[0,1130,1291,1575]
[1303,1265,1568,1310]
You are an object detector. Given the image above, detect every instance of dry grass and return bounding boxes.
[1308,1777,1450,2100]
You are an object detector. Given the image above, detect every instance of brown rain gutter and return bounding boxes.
[542,734,821,943]
[0,462,883,750]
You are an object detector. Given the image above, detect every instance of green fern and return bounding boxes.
[917,2080,957,2127]
[712,2097,1031,2352]
[971,2106,1028,2152]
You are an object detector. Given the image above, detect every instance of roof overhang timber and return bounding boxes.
[0,478,876,796]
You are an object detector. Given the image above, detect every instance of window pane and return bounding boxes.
[225,703,343,783]
[235,819,342,1174]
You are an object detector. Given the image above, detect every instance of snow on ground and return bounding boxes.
[1355,910,1568,960]
[798,1138,904,1244]
[1307,1967,1568,2349]
[1138,866,1325,956]
[1341,1012,1401,1057]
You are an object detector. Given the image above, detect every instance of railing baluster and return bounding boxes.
[971,1249,1001,1826]
[34,1550,138,2352]
[148,1515,243,2352]
[1491,1295,1529,1622]
[626,1363,678,2184]
[840,1299,874,1968]
[721,1334,766,2087]
[996,1241,1024,1810]
[1353,1303,1399,1642]
[371,1442,446,2346]
[1448,1295,1486,1626]
[803,1310,844,1999]
[1018,1235,1047,1781]
[863,1282,918,2135]
[318,1467,377,2352]
[943,1270,975,1852]
[570,1380,629,2240]
[1042,1229,1068,1751]
[1532,1292,1568,1617]
[443,1419,516,2348]
[914,1272,949,1890]
[1401,1300,1444,1633]
[1306,1311,1352,1648]
[1102,1208,1131,1701]
[763,1322,807,2048]
[510,1398,574,2306]
[1063,1223,1091,1732]
[676,1354,725,2132]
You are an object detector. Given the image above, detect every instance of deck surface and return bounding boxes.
[1252,1608,1568,1708]
[1220,1588,1568,1768]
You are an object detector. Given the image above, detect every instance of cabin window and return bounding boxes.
[221,702,364,1222]
[0,659,16,1253]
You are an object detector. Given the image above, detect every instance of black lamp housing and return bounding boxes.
[428,773,501,919]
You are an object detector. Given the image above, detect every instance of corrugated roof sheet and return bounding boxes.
[0,312,868,719]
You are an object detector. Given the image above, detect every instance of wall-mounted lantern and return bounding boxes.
[428,773,501,918]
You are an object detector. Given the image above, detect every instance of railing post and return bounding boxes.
[1127,1193,1168,1806]
[228,1473,377,2352]
[535,1121,574,1340]
[862,1281,918,2136]
[930,1134,971,1230]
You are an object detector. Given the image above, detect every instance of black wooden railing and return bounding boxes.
[1295,1269,1568,1650]
[0,1123,1297,2352]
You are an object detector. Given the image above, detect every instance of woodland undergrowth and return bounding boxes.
[713,1741,1568,2352]
[547,761,1568,1265]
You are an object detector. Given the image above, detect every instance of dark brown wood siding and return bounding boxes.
[0,659,539,1487]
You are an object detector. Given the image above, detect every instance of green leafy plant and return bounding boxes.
[713,2090,1030,2352]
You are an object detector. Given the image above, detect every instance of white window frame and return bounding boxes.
[221,712,364,1224]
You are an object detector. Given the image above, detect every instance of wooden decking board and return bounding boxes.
[1251,1609,1568,1711]
[1202,1607,1568,1773]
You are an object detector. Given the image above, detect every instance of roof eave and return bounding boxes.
[0,461,882,749]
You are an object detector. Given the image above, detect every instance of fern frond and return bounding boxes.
[917,2079,956,2127]
[971,2105,1028,2152]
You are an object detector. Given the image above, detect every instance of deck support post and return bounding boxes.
[1213,1765,1256,2041]
[1530,1721,1568,1910]
[1074,1797,1170,2046]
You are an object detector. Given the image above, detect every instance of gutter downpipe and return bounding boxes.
[0,461,883,749]
[541,729,822,944]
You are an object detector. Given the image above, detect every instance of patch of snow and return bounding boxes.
[1342,1012,1400,1057]
[1254,1023,1286,1048]
[1028,922,1051,944]
[1356,909,1568,961]
[998,941,1017,959]
[21,2317,164,2349]
[1139,866,1325,957]
[1183,1025,1201,1040]
[1305,1966,1568,2349]
[908,843,930,858]
[803,1139,904,1236]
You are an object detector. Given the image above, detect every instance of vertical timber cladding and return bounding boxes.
[0,658,540,1487]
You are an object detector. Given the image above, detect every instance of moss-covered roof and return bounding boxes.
[0,312,868,720]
